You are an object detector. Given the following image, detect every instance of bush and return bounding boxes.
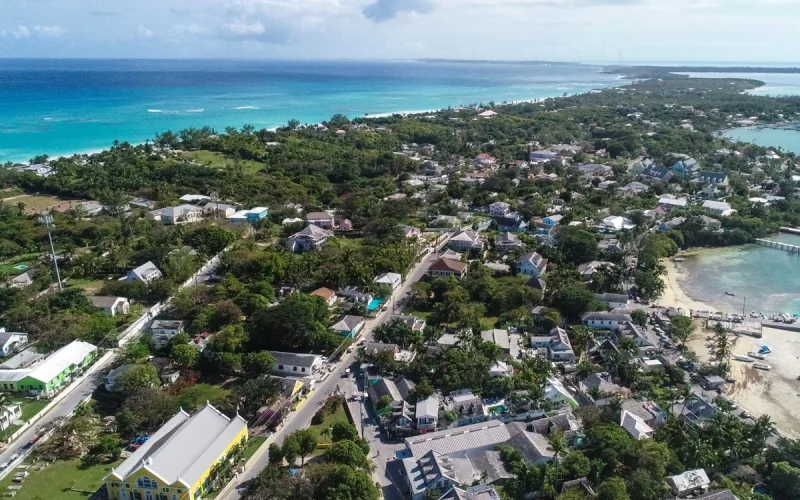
[312,406,329,425]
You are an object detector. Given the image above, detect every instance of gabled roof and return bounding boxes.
[416,394,439,419]
[306,211,333,220]
[404,420,510,458]
[130,261,161,280]
[26,340,96,384]
[108,403,247,487]
[695,490,739,500]
[581,311,632,322]
[620,409,653,440]
[310,287,335,300]
[518,252,545,268]
[430,258,467,273]
[292,224,334,239]
[332,315,364,331]
[267,351,321,368]
[0,329,26,345]
[89,296,127,309]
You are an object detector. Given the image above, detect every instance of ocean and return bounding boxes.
[0,59,627,163]
[677,233,800,315]
[722,126,800,154]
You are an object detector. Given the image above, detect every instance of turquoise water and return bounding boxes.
[677,233,800,315]
[722,126,800,153]
[680,72,800,96]
[367,298,385,312]
[0,59,627,162]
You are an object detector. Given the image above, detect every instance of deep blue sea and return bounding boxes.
[0,59,627,162]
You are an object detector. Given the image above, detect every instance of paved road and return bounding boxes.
[221,238,450,500]
[0,252,224,468]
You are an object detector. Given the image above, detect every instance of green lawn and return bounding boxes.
[0,458,121,500]
[243,436,267,462]
[16,398,49,421]
[0,257,36,275]
[181,150,264,174]
[307,404,351,445]
[400,308,432,321]
[177,383,232,411]
[65,277,106,293]
[329,237,363,250]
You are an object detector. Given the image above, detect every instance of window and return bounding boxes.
[278,365,284,370]
[133,492,142,500]
[146,492,153,500]
[301,367,306,372]
[293,367,297,372]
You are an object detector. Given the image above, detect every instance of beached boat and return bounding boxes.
[747,352,766,360]
[734,355,755,362]
[673,257,685,262]
[754,363,772,371]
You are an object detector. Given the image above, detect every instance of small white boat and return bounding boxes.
[747,352,766,360]
[754,363,772,371]
[734,355,754,362]
[673,257,685,262]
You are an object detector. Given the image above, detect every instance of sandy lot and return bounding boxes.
[0,194,84,214]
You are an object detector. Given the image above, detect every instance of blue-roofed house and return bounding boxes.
[495,214,528,233]
[640,166,673,184]
[672,158,700,178]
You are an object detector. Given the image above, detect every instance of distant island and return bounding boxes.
[606,65,800,79]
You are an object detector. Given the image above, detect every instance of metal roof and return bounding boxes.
[26,340,96,384]
[404,420,510,458]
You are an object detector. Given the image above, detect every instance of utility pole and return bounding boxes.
[38,213,62,291]
[742,296,746,317]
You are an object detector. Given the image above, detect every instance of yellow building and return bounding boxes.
[105,403,248,500]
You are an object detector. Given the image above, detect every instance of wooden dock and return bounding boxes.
[755,238,800,255]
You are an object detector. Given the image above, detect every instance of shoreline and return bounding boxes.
[658,253,735,314]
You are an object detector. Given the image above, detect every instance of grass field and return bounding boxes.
[243,436,267,461]
[177,383,232,411]
[0,194,83,214]
[181,150,264,174]
[307,403,351,445]
[65,277,107,294]
[0,458,121,500]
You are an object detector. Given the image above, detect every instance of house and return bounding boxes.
[445,390,488,427]
[681,395,718,428]
[331,315,365,339]
[488,201,511,218]
[396,314,426,332]
[0,347,43,370]
[621,400,666,428]
[667,469,711,497]
[594,293,629,310]
[602,215,636,231]
[620,409,654,440]
[581,312,632,331]
[640,166,673,183]
[660,216,686,231]
[439,485,502,500]
[367,376,416,437]
[494,232,523,252]
[375,272,402,291]
[0,340,97,396]
[478,110,498,118]
[474,153,497,167]
[489,361,513,378]
[578,164,613,177]
[436,334,461,349]
[620,181,649,195]
[0,403,22,431]
[89,296,130,317]
[310,287,337,306]
[448,230,485,252]
[480,329,510,356]
[697,172,729,186]
[577,261,612,281]
[428,258,468,280]
[104,364,138,392]
[579,372,626,404]
[336,217,353,230]
[399,224,422,238]
[306,212,334,229]
[229,207,269,223]
[694,491,739,500]
[540,214,563,228]
[288,224,334,253]
[597,238,623,255]
[658,195,688,209]
[150,320,185,349]
[702,375,726,390]
[126,261,163,283]
[547,327,575,362]
[147,204,203,225]
[597,180,616,190]
[672,159,701,178]
[0,329,28,357]
[189,332,214,357]
[104,403,248,500]
[544,377,578,409]
[203,203,237,218]
[702,200,734,216]
[268,351,323,376]
[516,252,547,278]
[416,395,439,433]
[699,215,722,230]
[129,198,157,210]
[363,342,416,363]
[10,270,36,288]
[495,214,528,233]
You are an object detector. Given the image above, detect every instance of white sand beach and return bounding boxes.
[667,258,800,437]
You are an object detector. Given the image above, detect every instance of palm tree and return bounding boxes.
[570,326,594,359]
[751,414,776,450]
[608,396,624,421]
[16,202,25,216]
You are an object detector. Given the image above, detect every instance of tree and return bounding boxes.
[552,284,598,318]
[210,324,248,353]
[771,461,800,500]
[325,439,369,468]
[376,394,394,410]
[331,422,358,443]
[305,463,380,500]
[117,364,160,393]
[171,343,200,368]
[185,225,236,255]
[122,339,150,363]
[281,435,301,466]
[243,351,275,376]
[558,227,598,265]
[597,477,630,500]
[293,429,318,466]
[634,268,666,301]
[630,309,648,328]
[215,352,243,374]
[115,407,140,439]
[670,315,696,345]
[268,443,284,465]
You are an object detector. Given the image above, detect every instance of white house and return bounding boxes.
[268,351,323,376]
[581,312,632,331]
[667,469,711,497]
[150,320,185,349]
[578,261,612,281]
[0,329,28,357]
[620,410,654,440]
[489,201,511,218]
[0,403,22,431]
[375,272,402,291]
[126,261,163,283]
[89,296,130,317]
[602,215,636,231]
[147,204,203,225]
[104,364,137,392]
[306,211,334,229]
[415,395,439,434]
[594,293,629,310]
[544,377,578,409]
[447,230,485,252]
[516,252,548,277]
[702,200,734,216]
[488,361,513,378]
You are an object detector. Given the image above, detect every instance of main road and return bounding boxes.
[219,235,451,500]
[0,252,224,470]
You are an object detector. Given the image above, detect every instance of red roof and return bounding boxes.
[429,258,467,273]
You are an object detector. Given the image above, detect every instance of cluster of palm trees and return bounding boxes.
[711,323,733,371]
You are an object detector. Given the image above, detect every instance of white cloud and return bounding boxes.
[226,21,266,35]
[138,25,156,38]
[1,24,66,39]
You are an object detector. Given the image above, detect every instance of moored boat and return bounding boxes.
[734,355,754,362]
[747,352,765,360]
[754,363,772,371]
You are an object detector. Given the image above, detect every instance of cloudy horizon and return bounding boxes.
[2,0,800,63]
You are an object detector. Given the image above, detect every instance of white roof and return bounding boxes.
[404,420,510,458]
[110,403,247,487]
[658,196,687,207]
[375,272,402,284]
[480,329,510,350]
[179,194,210,202]
[620,410,653,440]
[26,340,96,384]
[703,200,731,210]
[416,395,439,419]
[669,469,710,492]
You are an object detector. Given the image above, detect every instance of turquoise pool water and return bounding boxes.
[367,298,385,312]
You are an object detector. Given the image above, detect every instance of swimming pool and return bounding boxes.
[367,298,385,312]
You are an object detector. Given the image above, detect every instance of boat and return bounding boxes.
[725,291,736,297]
[747,352,766,360]
[754,363,772,371]
[734,355,754,362]
[673,257,685,262]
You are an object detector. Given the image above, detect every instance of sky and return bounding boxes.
[2,0,800,63]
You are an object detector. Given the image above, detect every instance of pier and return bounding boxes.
[755,238,800,255]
